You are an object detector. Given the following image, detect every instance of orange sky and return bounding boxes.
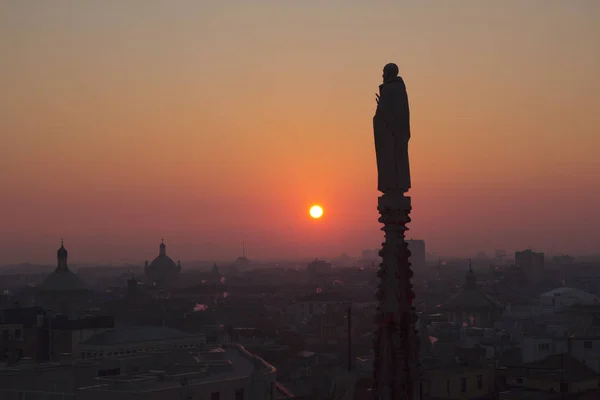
[1,1,599,264]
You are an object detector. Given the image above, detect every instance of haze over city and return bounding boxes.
[2,1,599,264]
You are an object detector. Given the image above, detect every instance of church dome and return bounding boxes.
[41,241,87,292]
[148,255,178,271]
[41,269,87,291]
[148,242,177,271]
[145,240,181,285]
[440,262,502,312]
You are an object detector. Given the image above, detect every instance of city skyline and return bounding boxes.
[2,1,599,263]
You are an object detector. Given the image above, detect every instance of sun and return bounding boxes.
[309,205,324,219]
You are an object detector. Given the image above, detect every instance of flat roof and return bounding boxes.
[78,345,274,394]
[81,326,203,346]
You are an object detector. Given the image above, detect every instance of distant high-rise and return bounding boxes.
[515,249,545,283]
[407,239,426,270]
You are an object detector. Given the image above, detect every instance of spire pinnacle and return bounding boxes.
[468,258,473,272]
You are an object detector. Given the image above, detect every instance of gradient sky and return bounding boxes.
[1,1,599,264]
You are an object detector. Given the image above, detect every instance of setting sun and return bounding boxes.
[309,205,324,219]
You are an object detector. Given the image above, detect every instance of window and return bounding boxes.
[585,341,593,349]
[516,378,524,384]
[460,377,467,393]
[446,380,450,395]
[477,374,483,389]
[235,388,244,400]
[538,343,550,351]
[211,392,220,400]
[14,329,21,339]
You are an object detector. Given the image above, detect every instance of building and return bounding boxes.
[407,239,426,270]
[440,263,504,328]
[515,249,544,283]
[421,363,495,400]
[77,326,206,358]
[0,344,283,400]
[37,241,89,315]
[539,287,600,311]
[0,307,115,363]
[0,307,46,363]
[144,240,181,287]
[504,354,599,398]
[290,292,352,325]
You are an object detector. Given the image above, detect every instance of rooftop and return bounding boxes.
[81,326,203,346]
[296,292,352,303]
[78,345,276,394]
[40,268,88,292]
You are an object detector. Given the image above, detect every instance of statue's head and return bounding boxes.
[383,63,399,83]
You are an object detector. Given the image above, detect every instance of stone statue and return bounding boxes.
[373,63,411,193]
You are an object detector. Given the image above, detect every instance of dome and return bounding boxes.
[148,240,177,271]
[440,288,503,311]
[440,263,502,312]
[40,241,87,292]
[148,254,178,271]
[145,240,181,284]
[41,269,87,292]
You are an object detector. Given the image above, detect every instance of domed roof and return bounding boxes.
[440,262,503,311]
[40,241,87,292]
[441,288,503,311]
[147,240,178,271]
[41,269,87,292]
[148,254,178,270]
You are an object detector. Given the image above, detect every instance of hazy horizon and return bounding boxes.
[2,1,599,264]
[0,236,596,267]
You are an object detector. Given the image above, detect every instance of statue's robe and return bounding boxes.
[373,76,411,193]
